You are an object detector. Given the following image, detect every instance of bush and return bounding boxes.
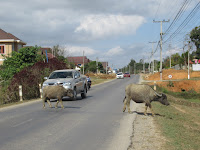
[0,46,42,80]
[3,58,68,103]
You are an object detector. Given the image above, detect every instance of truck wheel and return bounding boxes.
[72,87,77,100]
[81,85,87,99]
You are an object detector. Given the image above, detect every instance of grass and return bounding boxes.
[90,76,114,85]
[156,86,200,104]
[152,101,200,150]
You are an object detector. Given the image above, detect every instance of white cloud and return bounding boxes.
[75,15,146,39]
[64,46,98,57]
[105,46,125,56]
[165,48,182,56]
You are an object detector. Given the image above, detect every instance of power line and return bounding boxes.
[163,1,200,44]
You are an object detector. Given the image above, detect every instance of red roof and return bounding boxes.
[189,60,193,64]
[67,56,90,64]
[0,28,21,40]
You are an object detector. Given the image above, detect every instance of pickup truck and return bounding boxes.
[42,69,88,100]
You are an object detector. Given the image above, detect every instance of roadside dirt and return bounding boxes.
[144,69,200,92]
[128,103,166,150]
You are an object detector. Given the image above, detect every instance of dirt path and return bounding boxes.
[128,103,166,150]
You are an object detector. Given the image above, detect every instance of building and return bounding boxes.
[24,46,55,59]
[0,28,26,65]
[67,56,91,67]
[100,62,108,70]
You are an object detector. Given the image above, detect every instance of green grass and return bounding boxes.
[153,102,200,150]
[156,86,200,103]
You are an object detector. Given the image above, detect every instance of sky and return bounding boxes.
[1,0,199,68]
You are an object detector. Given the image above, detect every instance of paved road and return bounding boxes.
[0,75,140,150]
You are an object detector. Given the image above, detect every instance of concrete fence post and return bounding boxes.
[39,84,43,98]
[154,81,156,91]
[19,85,23,102]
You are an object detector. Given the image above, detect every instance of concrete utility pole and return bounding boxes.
[149,41,156,74]
[153,19,170,80]
[169,43,172,68]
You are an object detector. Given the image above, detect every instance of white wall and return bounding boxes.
[192,64,200,71]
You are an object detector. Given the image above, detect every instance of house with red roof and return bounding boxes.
[0,28,26,65]
[67,56,91,67]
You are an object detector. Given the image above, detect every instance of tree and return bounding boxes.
[83,61,104,73]
[190,26,200,59]
[0,46,42,80]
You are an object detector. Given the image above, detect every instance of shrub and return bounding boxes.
[3,58,68,103]
[0,46,42,80]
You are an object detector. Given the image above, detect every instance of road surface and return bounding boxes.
[0,75,140,150]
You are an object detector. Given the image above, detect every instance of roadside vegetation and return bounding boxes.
[152,101,200,150]
[145,78,200,150]
[0,46,71,105]
[0,45,113,106]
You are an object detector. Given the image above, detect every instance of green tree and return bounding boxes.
[190,26,200,59]
[83,61,104,73]
[0,46,42,80]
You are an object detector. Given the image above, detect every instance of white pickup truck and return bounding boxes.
[42,69,88,100]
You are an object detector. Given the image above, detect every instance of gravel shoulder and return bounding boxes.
[128,103,166,150]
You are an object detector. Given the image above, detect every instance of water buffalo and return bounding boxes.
[43,85,73,109]
[123,84,169,116]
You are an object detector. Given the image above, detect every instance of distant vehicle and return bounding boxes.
[42,69,88,100]
[124,72,131,77]
[116,72,124,79]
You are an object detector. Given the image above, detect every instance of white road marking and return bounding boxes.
[12,119,33,127]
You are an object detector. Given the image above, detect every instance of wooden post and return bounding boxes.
[39,84,43,98]
[154,81,156,91]
[19,85,23,102]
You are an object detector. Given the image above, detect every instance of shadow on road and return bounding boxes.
[129,111,166,117]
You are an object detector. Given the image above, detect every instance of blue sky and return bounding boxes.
[0,0,199,68]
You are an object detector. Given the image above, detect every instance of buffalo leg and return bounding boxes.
[127,100,131,113]
[55,100,59,108]
[123,96,131,113]
[144,103,148,115]
[123,99,127,112]
[60,99,64,109]
[47,100,52,108]
[149,104,155,116]
[55,98,64,109]
[43,98,46,108]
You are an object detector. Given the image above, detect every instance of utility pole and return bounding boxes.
[153,19,170,80]
[149,41,156,74]
[169,44,172,68]
[83,51,85,74]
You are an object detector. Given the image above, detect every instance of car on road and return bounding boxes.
[116,72,124,79]
[124,72,131,77]
[42,69,88,100]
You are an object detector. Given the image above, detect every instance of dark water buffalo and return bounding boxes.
[123,84,169,116]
